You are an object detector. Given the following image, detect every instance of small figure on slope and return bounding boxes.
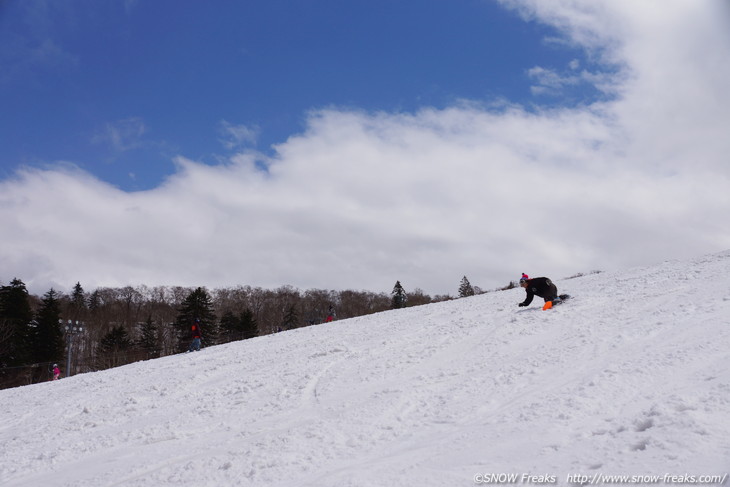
[188,319,202,352]
[518,273,564,310]
[52,364,61,380]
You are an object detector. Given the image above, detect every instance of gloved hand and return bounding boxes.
[518,303,526,307]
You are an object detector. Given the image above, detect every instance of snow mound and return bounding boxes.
[2,251,730,486]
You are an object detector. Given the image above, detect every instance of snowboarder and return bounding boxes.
[518,273,562,310]
[52,364,61,380]
[188,319,202,352]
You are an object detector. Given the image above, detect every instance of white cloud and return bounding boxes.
[528,65,580,96]
[2,0,730,296]
[218,121,259,150]
[92,117,146,153]
[527,62,617,97]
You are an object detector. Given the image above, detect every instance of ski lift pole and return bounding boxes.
[61,320,84,377]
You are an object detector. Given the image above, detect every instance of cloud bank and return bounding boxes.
[2,0,729,296]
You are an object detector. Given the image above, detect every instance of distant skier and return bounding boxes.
[188,319,202,352]
[52,364,61,380]
[518,273,563,310]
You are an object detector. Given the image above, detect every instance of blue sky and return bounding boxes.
[1,0,598,191]
[1,1,729,297]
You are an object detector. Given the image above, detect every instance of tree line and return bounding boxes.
[1,276,490,389]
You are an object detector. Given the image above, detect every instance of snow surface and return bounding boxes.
[2,252,730,486]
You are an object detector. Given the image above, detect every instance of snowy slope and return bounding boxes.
[2,252,730,487]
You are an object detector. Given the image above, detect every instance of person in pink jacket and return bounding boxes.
[52,364,61,380]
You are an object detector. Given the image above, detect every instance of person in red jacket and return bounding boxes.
[188,319,202,352]
[518,273,562,310]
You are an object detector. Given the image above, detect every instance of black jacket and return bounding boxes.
[520,277,558,306]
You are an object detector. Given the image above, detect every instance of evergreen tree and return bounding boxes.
[98,325,133,369]
[174,287,216,352]
[219,309,258,342]
[32,289,65,364]
[458,276,475,298]
[68,282,88,321]
[240,308,258,340]
[203,318,221,346]
[138,316,160,358]
[88,289,101,313]
[0,278,34,366]
[391,281,407,309]
[99,326,133,351]
[282,304,298,329]
[219,310,241,342]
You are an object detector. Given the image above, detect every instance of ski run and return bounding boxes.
[2,251,729,486]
